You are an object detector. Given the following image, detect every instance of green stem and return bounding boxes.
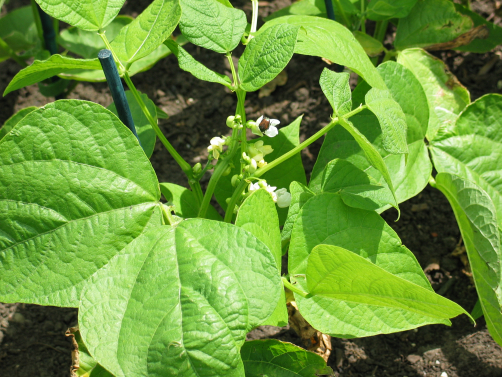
[374,19,389,43]
[0,37,26,67]
[333,0,351,29]
[224,179,247,223]
[226,52,238,88]
[250,0,259,34]
[281,277,309,298]
[259,106,367,176]
[161,204,175,226]
[360,0,366,33]
[31,0,44,49]
[236,89,247,172]
[198,129,240,218]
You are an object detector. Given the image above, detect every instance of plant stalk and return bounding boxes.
[360,0,366,33]
[282,277,309,298]
[333,0,351,28]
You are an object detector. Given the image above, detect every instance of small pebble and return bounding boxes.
[441,372,448,377]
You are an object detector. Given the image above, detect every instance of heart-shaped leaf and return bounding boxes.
[79,220,281,377]
[0,100,162,306]
[0,106,37,141]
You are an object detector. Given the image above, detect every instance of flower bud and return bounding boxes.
[192,163,202,174]
[226,115,236,128]
[231,174,241,187]
[242,152,251,163]
[222,166,232,176]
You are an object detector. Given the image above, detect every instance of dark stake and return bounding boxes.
[98,49,142,147]
[324,0,336,21]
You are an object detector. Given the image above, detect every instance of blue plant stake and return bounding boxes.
[36,4,58,55]
[98,49,142,148]
[324,0,336,21]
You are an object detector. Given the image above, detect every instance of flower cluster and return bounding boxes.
[243,140,274,173]
[249,180,291,208]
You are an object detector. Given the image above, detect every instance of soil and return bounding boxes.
[1,0,502,376]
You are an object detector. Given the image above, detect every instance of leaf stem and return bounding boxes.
[0,37,26,67]
[226,52,238,88]
[374,19,389,43]
[360,0,366,33]
[250,0,259,34]
[223,178,247,222]
[198,128,240,218]
[333,0,351,29]
[281,277,309,298]
[161,204,175,226]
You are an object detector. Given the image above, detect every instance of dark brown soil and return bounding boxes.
[1,0,502,376]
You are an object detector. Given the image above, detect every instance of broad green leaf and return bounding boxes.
[353,31,384,57]
[433,173,502,346]
[79,221,281,377]
[319,69,351,117]
[214,116,307,225]
[35,0,126,31]
[0,100,162,306]
[4,55,102,95]
[281,182,315,250]
[107,90,157,158]
[338,118,399,212]
[0,107,37,141]
[264,0,358,21]
[311,61,431,213]
[454,4,502,53]
[236,189,287,326]
[289,193,457,337]
[365,88,408,155]
[322,158,387,211]
[160,182,222,221]
[430,94,502,229]
[0,6,39,60]
[367,0,417,21]
[471,299,484,321]
[306,244,468,326]
[58,16,132,60]
[241,339,332,377]
[239,23,299,92]
[394,0,473,50]
[165,39,232,88]
[259,16,386,89]
[179,0,247,53]
[111,0,181,64]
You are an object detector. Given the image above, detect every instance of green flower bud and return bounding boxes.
[226,115,236,128]
[231,174,240,187]
[192,162,202,174]
[222,166,232,176]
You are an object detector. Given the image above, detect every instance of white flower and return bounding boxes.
[248,140,274,163]
[275,188,292,208]
[252,115,280,138]
[207,137,225,159]
[249,182,260,191]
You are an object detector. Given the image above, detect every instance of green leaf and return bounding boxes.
[433,173,502,346]
[338,117,399,213]
[319,69,351,117]
[0,100,162,306]
[394,0,473,50]
[236,189,286,327]
[35,0,126,31]
[239,23,299,92]
[0,106,37,141]
[306,244,468,327]
[0,6,39,58]
[471,299,483,321]
[366,0,418,21]
[430,94,502,230]
[281,181,315,250]
[311,61,431,213]
[365,88,408,155]
[260,15,386,90]
[288,193,461,337]
[214,116,307,225]
[241,339,332,377]
[58,16,132,60]
[79,220,281,377]
[454,4,502,53]
[111,0,181,64]
[353,31,384,57]
[107,90,157,158]
[165,39,232,88]
[179,0,247,53]
[322,158,387,211]
[4,54,102,95]
[160,182,222,221]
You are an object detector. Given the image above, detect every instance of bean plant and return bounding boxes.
[1,0,501,376]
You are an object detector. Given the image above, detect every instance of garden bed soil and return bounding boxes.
[1,0,502,376]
